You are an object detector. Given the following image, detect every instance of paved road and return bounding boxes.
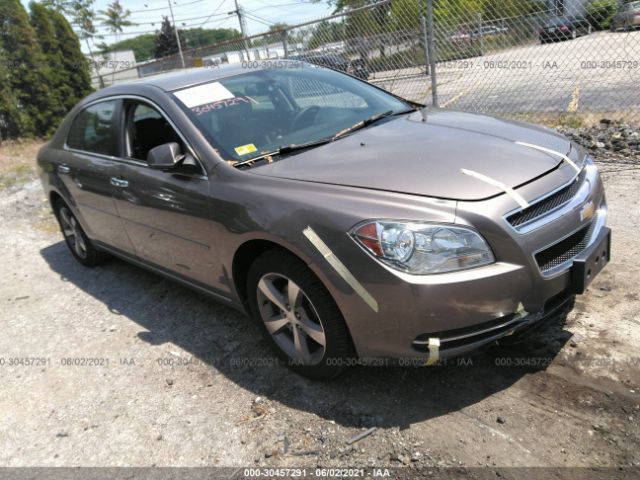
[372,30,640,120]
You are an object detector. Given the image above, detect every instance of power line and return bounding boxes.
[252,1,313,12]
[86,13,235,37]
[125,12,231,26]
[243,13,274,27]
[127,0,206,14]
[195,0,228,29]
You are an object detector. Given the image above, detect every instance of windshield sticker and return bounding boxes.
[234,143,258,156]
[191,96,256,116]
[174,82,234,108]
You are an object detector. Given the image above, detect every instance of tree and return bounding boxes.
[48,8,92,105]
[154,16,178,58]
[44,0,105,88]
[0,0,63,137]
[107,33,156,61]
[29,2,71,111]
[99,0,134,41]
[98,0,134,83]
[0,48,28,139]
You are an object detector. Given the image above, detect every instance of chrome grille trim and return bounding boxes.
[505,168,587,233]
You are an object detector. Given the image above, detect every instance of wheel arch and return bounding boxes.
[232,239,307,311]
[230,237,349,325]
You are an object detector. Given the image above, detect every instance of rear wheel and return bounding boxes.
[53,199,106,267]
[247,249,353,379]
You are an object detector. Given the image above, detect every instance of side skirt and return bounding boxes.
[94,241,244,312]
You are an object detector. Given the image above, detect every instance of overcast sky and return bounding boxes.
[22,0,334,48]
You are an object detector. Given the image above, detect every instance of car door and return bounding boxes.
[111,99,219,287]
[62,99,134,253]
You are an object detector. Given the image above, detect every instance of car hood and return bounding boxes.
[250,110,573,201]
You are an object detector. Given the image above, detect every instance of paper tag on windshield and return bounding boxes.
[234,144,257,156]
[174,82,234,108]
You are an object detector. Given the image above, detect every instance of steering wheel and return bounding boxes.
[290,106,321,130]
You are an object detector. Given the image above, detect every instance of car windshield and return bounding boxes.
[546,17,569,26]
[171,65,412,163]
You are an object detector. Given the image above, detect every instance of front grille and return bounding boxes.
[535,221,595,272]
[508,169,586,228]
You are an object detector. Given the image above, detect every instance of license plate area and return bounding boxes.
[571,228,611,294]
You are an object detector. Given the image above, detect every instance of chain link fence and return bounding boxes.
[93,0,640,124]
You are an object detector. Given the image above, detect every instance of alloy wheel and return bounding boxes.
[59,206,88,259]
[256,273,327,365]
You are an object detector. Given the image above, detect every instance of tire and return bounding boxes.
[53,198,107,267]
[246,248,354,380]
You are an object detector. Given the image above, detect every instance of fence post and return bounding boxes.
[477,12,484,56]
[426,0,438,107]
[281,30,289,59]
[420,15,430,76]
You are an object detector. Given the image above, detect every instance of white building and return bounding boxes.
[89,50,139,88]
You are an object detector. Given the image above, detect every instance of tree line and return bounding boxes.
[1,0,92,140]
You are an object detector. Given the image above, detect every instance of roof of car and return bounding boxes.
[105,62,272,92]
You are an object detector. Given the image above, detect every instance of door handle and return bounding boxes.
[58,164,71,174]
[110,177,129,188]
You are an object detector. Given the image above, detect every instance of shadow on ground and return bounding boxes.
[41,241,572,429]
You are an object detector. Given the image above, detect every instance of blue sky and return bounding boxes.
[22,0,334,47]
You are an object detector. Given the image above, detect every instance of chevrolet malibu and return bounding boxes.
[38,62,610,379]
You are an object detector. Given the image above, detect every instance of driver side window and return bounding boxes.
[126,102,183,162]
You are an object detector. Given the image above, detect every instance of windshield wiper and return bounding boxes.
[232,109,414,169]
[333,110,393,140]
[232,137,334,168]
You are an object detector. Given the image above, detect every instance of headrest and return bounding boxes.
[245,82,272,96]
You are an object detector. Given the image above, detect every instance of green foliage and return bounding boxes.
[48,8,93,105]
[29,2,73,111]
[99,0,134,34]
[154,16,178,58]
[308,21,345,49]
[586,0,617,30]
[0,49,29,140]
[108,34,156,62]
[0,0,64,137]
[180,27,241,50]
[103,26,241,62]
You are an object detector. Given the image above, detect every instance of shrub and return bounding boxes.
[586,0,618,30]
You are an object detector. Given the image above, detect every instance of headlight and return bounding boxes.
[350,220,495,274]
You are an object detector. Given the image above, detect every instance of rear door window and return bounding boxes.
[67,100,119,156]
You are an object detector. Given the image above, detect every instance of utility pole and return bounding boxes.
[168,0,186,68]
[234,0,250,61]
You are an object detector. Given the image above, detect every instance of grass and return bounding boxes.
[0,139,43,190]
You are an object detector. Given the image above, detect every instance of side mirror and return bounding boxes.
[147,142,183,170]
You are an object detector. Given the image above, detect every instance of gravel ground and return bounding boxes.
[0,138,639,470]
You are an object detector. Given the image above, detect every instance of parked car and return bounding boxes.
[610,1,640,31]
[38,62,610,379]
[539,16,592,43]
[290,52,369,80]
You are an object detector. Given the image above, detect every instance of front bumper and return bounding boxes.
[322,158,608,360]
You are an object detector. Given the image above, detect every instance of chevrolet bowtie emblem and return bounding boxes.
[579,201,595,222]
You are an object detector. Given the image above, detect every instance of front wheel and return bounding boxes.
[247,249,354,379]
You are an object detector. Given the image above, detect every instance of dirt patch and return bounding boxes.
[0,140,43,191]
